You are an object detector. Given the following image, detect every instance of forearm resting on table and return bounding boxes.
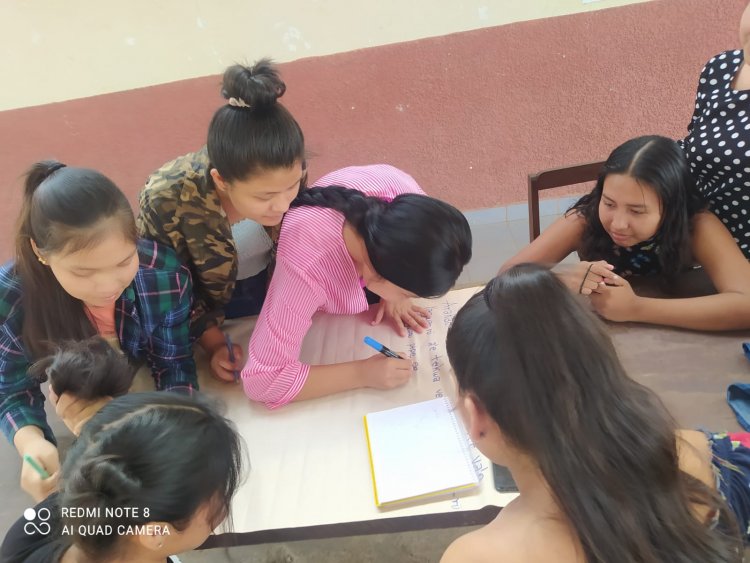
[292,361,367,402]
[13,425,47,456]
[634,293,750,331]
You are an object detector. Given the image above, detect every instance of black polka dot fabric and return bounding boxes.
[680,49,750,258]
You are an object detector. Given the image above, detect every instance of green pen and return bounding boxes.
[23,454,50,479]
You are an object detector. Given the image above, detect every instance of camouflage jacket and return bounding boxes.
[136,147,278,338]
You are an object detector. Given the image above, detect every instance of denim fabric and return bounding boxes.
[707,432,750,540]
[224,268,268,319]
[727,343,750,430]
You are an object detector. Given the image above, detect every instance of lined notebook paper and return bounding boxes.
[363,397,479,507]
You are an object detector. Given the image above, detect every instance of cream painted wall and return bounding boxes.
[1,0,651,111]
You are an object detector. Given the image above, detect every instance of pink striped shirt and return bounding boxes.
[242,164,425,407]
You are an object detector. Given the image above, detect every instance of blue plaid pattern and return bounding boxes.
[0,239,197,445]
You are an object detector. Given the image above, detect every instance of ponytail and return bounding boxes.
[14,161,137,359]
[447,265,741,562]
[291,186,472,297]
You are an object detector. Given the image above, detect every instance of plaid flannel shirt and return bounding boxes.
[0,239,197,445]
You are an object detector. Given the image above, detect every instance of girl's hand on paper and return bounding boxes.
[372,298,430,337]
[362,353,411,390]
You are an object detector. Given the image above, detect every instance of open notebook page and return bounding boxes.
[364,397,479,507]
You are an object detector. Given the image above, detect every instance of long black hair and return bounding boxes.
[60,392,243,560]
[446,264,740,563]
[207,58,305,182]
[290,185,472,297]
[570,135,706,281]
[15,161,137,359]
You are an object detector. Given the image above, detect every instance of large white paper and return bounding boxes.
[193,286,513,533]
[128,284,750,536]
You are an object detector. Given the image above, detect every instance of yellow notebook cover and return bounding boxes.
[363,397,479,508]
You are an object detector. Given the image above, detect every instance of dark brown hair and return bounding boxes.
[28,336,135,399]
[446,264,741,563]
[15,161,137,359]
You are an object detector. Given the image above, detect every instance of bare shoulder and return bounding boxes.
[690,210,738,246]
[691,210,722,227]
[441,518,574,563]
[689,211,750,292]
[440,525,514,563]
[676,429,714,488]
[440,530,484,563]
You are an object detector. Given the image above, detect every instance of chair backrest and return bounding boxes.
[527,161,604,242]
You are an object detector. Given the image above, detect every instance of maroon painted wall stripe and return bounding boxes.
[0,0,742,260]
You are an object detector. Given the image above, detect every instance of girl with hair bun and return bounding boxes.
[442,264,745,563]
[242,164,472,408]
[502,135,750,331]
[137,58,307,383]
[1,392,243,563]
[1,161,196,503]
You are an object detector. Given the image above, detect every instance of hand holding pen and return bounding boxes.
[364,336,402,358]
[225,334,241,383]
[19,439,59,502]
[23,454,50,479]
[209,332,243,383]
[361,336,411,390]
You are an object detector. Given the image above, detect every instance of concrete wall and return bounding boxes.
[0,0,743,260]
[2,0,649,110]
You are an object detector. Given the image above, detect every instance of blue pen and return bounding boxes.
[225,334,240,382]
[364,336,401,359]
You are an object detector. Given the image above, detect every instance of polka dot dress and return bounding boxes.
[680,49,750,258]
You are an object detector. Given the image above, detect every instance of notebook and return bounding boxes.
[363,397,480,508]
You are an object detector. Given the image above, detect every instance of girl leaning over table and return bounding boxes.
[137,58,306,382]
[241,164,473,408]
[502,135,750,331]
[0,162,196,503]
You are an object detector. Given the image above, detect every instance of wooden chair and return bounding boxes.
[527,161,604,242]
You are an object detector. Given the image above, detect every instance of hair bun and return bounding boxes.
[28,336,135,399]
[221,58,286,111]
[69,454,142,506]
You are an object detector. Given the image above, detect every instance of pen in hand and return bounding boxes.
[364,336,402,359]
[225,334,241,382]
[23,454,50,480]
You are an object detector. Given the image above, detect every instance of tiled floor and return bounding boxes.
[0,208,538,562]
[456,206,575,289]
